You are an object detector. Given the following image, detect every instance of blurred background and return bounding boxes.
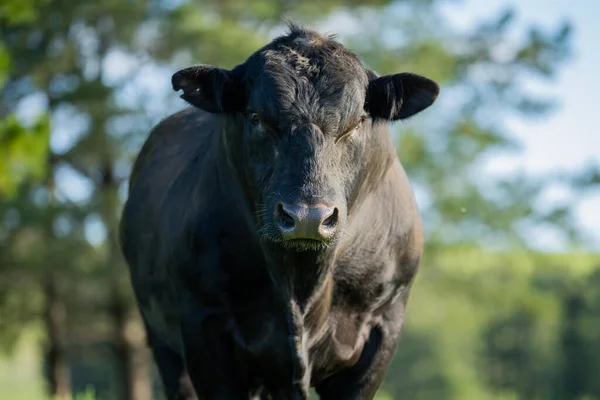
[1,0,599,399]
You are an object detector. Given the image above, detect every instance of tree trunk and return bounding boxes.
[102,160,152,400]
[43,154,72,398]
[110,290,152,400]
[43,276,72,399]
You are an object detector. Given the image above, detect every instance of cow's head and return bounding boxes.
[172,23,439,252]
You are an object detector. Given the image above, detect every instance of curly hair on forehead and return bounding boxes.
[280,19,339,42]
[261,21,365,82]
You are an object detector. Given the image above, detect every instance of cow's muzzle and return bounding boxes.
[274,203,339,244]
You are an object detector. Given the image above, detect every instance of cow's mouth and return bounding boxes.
[260,233,333,252]
[282,238,331,252]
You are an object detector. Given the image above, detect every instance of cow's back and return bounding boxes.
[127,107,215,196]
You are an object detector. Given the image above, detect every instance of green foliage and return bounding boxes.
[51,387,96,400]
[0,0,52,199]
[383,247,600,400]
[0,0,48,25]
[0,44,9,87]
[0,114,50,198]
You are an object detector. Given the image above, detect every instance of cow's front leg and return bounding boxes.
[180,291,250,400]
[181,319,250,399]
[314,293,409,400]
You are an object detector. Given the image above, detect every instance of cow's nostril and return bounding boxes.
[322,207,339,228]
[277,203,296,231]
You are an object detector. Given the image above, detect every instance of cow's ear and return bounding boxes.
[365,73,439,121]
[171,65,247,113]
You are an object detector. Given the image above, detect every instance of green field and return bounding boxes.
[0,329,46,400]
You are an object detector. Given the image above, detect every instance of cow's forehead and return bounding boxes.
[246,37,368,132]
[260,33,367,79]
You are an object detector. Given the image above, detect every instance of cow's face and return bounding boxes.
[171,25,439,252]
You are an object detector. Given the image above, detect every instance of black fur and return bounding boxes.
[120,22,438,400]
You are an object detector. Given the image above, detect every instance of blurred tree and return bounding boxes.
[1,0,152,398]
[388,247,599,400]
[557,268,600,399]
[1,1,72,398]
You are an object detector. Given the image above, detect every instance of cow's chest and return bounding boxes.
[228,254,399,389]
[218,228,403,391]
[308,258,400,383]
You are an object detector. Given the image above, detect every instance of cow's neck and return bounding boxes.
[265,247,335,334]
[267,249,332,308]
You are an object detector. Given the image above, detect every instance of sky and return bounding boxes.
[29,0,599,251]
[440,0,600,249]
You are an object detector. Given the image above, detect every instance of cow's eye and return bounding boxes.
[336,117,365,143]
[350,117,366,133]
[250,112,261,126]
[356,115,367,129]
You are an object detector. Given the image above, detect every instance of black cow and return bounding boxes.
[119,22,439,400]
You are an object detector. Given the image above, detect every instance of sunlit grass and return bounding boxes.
[0,328,46,400]
[51,388,97,400]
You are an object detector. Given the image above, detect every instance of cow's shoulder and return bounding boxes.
[332,159,422,309]
[121,107,228,290]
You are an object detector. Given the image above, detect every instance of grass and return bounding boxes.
[51,390,97,400]
[0,329,46,400]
